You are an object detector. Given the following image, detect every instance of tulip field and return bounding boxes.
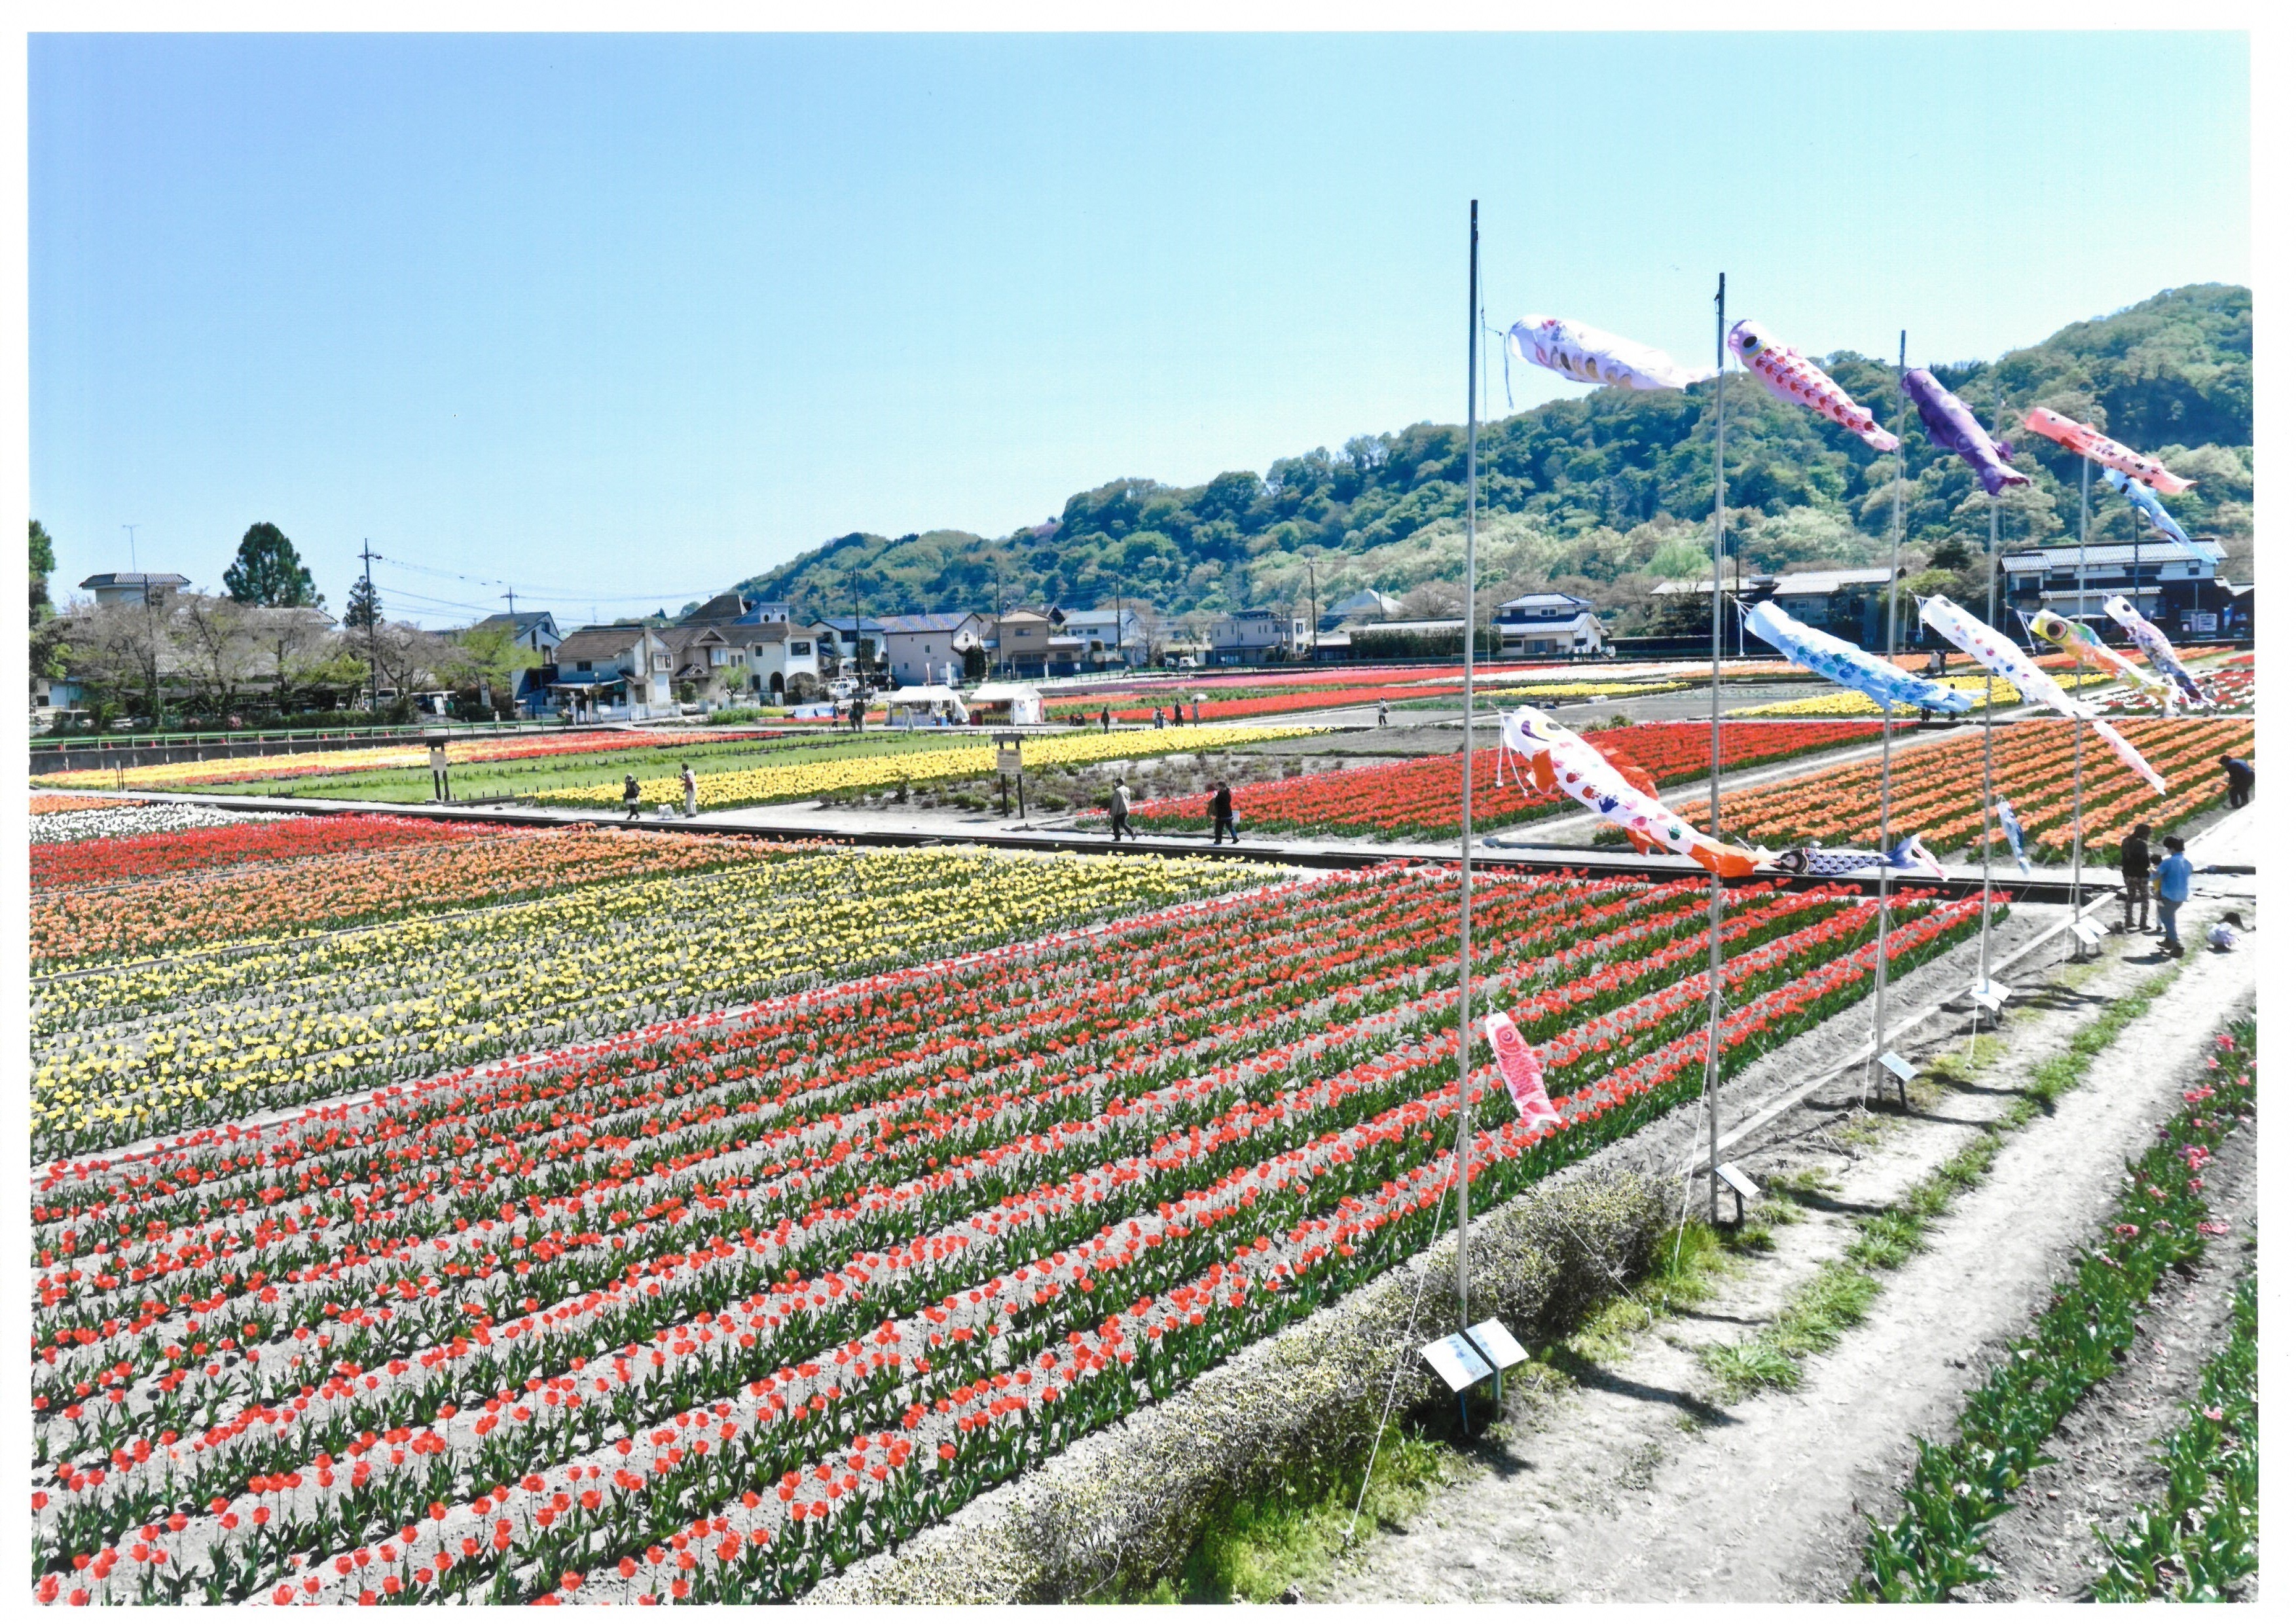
[29,828,1988,1604]
[532,723,1322,813]
[1703,717,2255,862]
[1108,720,1881,841]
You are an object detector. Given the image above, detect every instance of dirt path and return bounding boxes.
[1971,1116,2257,1601]
[1318,929,2257,1604]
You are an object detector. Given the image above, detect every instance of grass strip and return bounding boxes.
[1702,968,2178,1402]
[1851,1012,2256,1601]
[1123,1212,1756,1603]
[2089,1264,2258,1601]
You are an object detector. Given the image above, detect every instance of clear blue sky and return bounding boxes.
[32,31,2249,625]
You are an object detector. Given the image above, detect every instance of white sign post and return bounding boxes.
[1419,1333,1494,1394]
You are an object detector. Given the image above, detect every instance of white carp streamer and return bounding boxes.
[2102,594,2206,707]
[1506,314,1715,392]
[1917,595,2166,796]
[1497,706,1764,877]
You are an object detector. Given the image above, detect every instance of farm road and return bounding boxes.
[1320,926,2257,1604]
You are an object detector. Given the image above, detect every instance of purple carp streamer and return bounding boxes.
[1728,320,1899,451]
[1901,368,2028,496]
[1506,314,1715,392]
[1917,594,2167,795]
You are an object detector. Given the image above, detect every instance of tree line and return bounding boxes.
[735,283,2250,633]
[31,521,536,731]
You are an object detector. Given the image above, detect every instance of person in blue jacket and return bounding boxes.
[2155,834,2193,957]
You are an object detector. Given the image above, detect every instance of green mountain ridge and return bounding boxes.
[733,283,2250,635]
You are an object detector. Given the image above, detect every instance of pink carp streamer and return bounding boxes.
[1484,1010,1562,1126]
[1916,594,2167,796]
[2020,407,2195,493]
[1728,320,1899,451]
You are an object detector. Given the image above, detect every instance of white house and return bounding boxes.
[1493,592,1607,657]
[882,612,993,687]
[547,625,673,720]
[733,622,824,700]
[1049,607,1149,668]
[79,571,191,606]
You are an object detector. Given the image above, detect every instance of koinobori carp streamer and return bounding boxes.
[2102,466,2196,548]
[1916,594,2168,795]
[1728,319,1899,451]
[2021,407,2195,493]
[2102,593,2207,706]
[1497,706,1765,878]
[1742,599,1973,714]
[1902,367,2028,496]
[2027,608,2164,693]
[1506,314,1715,392]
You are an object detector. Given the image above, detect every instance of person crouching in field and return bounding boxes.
[2207,911,2244,953]
[2220,754,2253,809]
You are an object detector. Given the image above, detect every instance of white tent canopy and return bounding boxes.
[881,684,970,725]
[966,682,1044,724]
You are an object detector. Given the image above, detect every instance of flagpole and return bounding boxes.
[1454,199,1479,1328]
[1702,272,1726,1227]
[1870,331,1906,1098]
[1979,384,2001,991]
[2071,455,2089,947]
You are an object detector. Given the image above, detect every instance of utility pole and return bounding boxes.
[359,540,383,712]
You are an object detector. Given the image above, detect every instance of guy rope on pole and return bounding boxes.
[1979,383,2003,992]
[1453,198,1480,1329]
[1870,330,1908,1100]
[2071,454,2090,950]
[1703,270,1726,1227]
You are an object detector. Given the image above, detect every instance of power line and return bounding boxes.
[369,552,727,604]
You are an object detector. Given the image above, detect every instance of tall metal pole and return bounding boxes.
[1979,384,2002,989]
[1453,200,1480,1325]
[2071,457,2089,938]
[1702,272,1726,1225]
[1870,333,1907,1096]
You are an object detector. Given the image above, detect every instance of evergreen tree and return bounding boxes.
[223,523,323,608]
[342,574,383,629]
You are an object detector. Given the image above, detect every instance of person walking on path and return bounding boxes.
[1099,707,1112,734]
[1108,780,1134,843]
[2155,834,2193,958]
[680,762,699,819]
[2221,754,2253,809]
[622,774,642,821]
[1208,780,1239,845]
[2118,821,2153,933]
[1152,705,1165,731]
[1377,699,1389,728]
[850,697,866,734]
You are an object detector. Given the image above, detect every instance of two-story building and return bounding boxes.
[809,615,885,680]
[659,623,748,709]
[987,610,1055,677]
[546,625,673,720]
[728,614,824,701]
[1493,592,1606,657]
[79,571,191,606]
[2001,540,2233,636]
[469,610,564,713]
[1207,608,1308,665]
[882,612,994,687]
[1049,607,1149,669]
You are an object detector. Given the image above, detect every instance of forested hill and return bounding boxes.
[732,283,2250,633]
